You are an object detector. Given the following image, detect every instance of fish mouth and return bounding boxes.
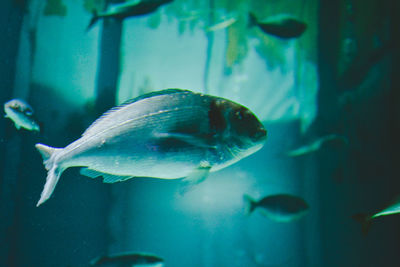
[251,127,267,144]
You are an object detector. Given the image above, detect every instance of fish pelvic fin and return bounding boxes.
[35,143,64,207]
[243,194,257,215]
[352,213,373,235]
[178,165,211,195]
[86,10,99,32]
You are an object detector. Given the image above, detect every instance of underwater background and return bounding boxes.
[0,0,399,266]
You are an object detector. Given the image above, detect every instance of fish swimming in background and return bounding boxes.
[285,134,348,157]
[90,252,164,267]
[35,89,267,206]
[244,194,309,222]
[4,99,40,132]
[248,13,307,39]
[206,17,237,32]
[353,195,400,235]
[86,0,174,31]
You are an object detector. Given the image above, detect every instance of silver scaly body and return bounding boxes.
[35,89,266,206]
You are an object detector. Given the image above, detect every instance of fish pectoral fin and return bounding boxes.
[14,123,21,130]
[80,168,133,183]
[155,132,216,148]
[179,165,211,195]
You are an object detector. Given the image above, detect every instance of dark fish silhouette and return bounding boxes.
[285,134,348,157]
[35,89,267,206]
[87,0,173,31]
[244,194,309,222]
[91,252,164,267]
[249,13,307,39]
[353,195,400,235]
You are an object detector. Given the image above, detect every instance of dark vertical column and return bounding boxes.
[94,16,122,113]
[316,0,341,265]
[93,2,123,254]
[0,3,24,144]
[0,1,24,265]
[203,0,215,94]
[317,1,341,130]
[388,1,400,136]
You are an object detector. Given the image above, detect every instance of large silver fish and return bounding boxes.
[4,99,40,132]
[35,89,267,206]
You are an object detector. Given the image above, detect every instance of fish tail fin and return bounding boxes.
[86,10,99,32]
[248,12,258,28]
[33,122,40,132]
[35,143,63,207]
[243,194,257,215]
[352,213,372,235]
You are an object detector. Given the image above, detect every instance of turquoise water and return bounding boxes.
[1,0,399,266]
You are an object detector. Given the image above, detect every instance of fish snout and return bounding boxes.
[252,125,267,143]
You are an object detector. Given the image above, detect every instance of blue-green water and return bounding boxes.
[1,0,400,266]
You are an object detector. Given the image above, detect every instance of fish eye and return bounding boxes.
[235,110,243,120]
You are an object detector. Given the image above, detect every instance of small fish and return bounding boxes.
[244,194,309,222]
[249,13,307,39]
[87,0,173,31]
[35,89,267,206]
[285,134,348,157]
[353,195,400,235]
[206,17,237,32]
[4,99,40,132]
[91,252,164,267]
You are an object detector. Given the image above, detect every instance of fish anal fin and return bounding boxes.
[102,173,133,183]
[80,168,133,183]
[80,168,103,179]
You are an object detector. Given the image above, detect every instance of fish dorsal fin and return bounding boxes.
[82,89,191,137]
[126,88,191,104]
